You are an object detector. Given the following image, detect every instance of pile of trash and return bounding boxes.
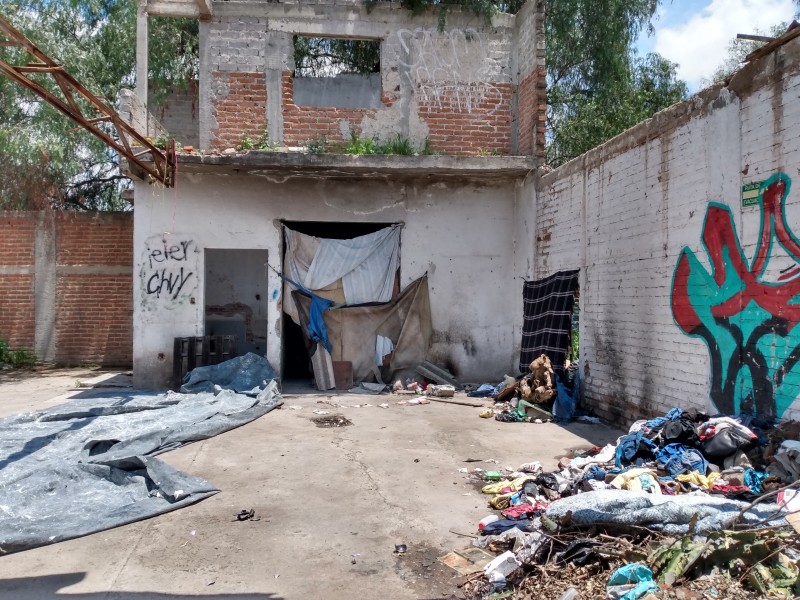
[470,354,582,423]
[453,409,800,599]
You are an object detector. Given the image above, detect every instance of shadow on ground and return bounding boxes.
[0,366,111,383]
[0,573,283,599]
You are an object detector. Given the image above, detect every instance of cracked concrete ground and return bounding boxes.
[0,368,623,599]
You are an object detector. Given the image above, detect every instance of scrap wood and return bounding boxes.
[426,397,484,408]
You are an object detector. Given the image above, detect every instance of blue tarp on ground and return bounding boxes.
[0,359,282,555]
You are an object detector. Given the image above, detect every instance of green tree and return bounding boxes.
[545,0,687,166]
[706,21,796,86]
[0,1,197,210]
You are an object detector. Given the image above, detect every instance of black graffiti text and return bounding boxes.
[147,267,193,300]
[148,240,193,269]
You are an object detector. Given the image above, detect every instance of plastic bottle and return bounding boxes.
[483,470,504,481]
[477,514,499,530]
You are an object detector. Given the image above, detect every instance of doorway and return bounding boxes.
[204,249,269,357]
[281,221,399,382]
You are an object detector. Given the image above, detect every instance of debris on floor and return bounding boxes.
[311,414,353,428]
[447,407,800,599]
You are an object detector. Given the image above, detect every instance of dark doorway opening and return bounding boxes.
[283,221,392,239]
[204,249,269,357]
[280,221,399,383]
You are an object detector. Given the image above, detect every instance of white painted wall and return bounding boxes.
[535,38,800,423]
[133,171,521,388]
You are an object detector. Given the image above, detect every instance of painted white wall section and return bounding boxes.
[536,38,800,423]
[133,172,519,388]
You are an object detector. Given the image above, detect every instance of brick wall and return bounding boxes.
[534,37,800,424]
[210,72,267,150]
[149,82,200,147]
[0,213,35,350]
[281,71,388,147]
[419,83,513,155]
[513,0,546,157]
[55,213,133,366]
[203,6,524,155]
[0,211,133,366]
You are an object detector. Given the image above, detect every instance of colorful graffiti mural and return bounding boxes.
[671,173,800,419]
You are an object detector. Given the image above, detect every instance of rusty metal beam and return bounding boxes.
[0,14,176,189]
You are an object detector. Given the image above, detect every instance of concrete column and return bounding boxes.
[265,70,283,144]
[136,0,149,107]
[198,20,212,149]
[34,212,57,363]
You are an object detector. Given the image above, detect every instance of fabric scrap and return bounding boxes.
[519,270,579,374]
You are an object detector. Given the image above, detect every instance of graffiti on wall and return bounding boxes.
[140,237,198,307]
[396,27,504,116]
[671,173,800,419]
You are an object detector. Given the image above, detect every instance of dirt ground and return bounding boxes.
[0,367,623,600]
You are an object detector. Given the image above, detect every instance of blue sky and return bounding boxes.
[636,0,797,92]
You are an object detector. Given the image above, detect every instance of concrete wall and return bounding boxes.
[149,82,200,147]
[535,37,800,423]
[0,211,133,366]
[188,1,545,156]
[132,170,524,388]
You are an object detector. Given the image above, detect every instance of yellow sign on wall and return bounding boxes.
[742,181,763,207]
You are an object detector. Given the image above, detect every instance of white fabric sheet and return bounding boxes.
[284,225,401,307]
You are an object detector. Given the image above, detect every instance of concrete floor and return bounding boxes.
[0,368,623,599]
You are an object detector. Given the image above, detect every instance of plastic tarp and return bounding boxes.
[545,489,787,535]
[293,275,432,383]
[180,352,278,394]
[283,225,401,324]
[0,380,282,555]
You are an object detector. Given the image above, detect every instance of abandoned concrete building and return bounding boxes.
[3,0,800,426]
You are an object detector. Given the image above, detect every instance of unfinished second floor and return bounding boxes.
[134,0,545,157]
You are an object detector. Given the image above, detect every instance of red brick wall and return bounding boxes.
[0,211,133,366]
[55,213,133,366]
[211,72,268,150]
[0,214,35,350]
[54,274,132,365]
[419,83,513,156]
[517,67,547,157]
[281,72,390,147]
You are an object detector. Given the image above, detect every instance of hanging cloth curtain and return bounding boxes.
[284,225,401,307]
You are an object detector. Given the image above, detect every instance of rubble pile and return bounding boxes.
[456,410,800,599]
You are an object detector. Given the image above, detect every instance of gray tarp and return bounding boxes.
[293,275,433,383]
[180,352,278,394]
[0,380,282,555]
[545,489,787,535]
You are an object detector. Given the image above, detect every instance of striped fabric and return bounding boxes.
[519,270,580,374]
[286,225,401,306]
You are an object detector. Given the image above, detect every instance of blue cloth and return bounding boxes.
[308,296,334,352]
[276,271,334,353]
[468,383,503,398]
[744,469,768,494]
[656,443,708,476]
[583,465,608,481]
[552,374,576,422]
[615,431,658,468]
[645,408,682,430]
[607,564,659,600]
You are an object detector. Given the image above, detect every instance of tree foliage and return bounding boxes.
[706,22,795,86]
[0,1,197,210]
[545,0,687,166]
[294,36,381,77]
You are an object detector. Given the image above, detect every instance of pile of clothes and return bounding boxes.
[462,408,800,599]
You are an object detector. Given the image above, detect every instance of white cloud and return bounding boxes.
[654,0,795,89]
